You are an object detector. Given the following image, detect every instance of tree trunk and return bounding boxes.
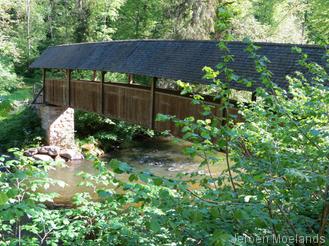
[26,0,31,59]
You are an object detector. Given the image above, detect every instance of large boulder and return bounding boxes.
[59,149,84,161]
[24,148,38,157]
[33,154,54,162]
[24,146,84,163]
[38,146,60,156]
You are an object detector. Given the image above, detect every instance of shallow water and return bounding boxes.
[47,137,226,205]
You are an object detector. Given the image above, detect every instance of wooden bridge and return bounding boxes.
[42,76,235,137]
[31,40,326,137]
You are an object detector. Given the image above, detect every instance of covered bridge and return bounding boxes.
[30,40,327,146]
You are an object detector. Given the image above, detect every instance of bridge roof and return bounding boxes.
[30,40,328,91]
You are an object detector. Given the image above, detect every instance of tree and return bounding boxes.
[165,0,219,39]
[306,0,329,44]
[0,0,22,95]
[228,0,307,44]
[113,0,170,40]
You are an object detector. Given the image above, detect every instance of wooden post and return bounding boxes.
[67,69,72,106]
[251,91,257,101]
[222,107,228,126]
[128,74,133,84]
[93,70,97,81]
[101,71,106,115]
[42,68,46,104]
[149,77,157,129]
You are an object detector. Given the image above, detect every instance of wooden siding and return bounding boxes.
[44,80,241,137]
[45,79,68,106]
[227,107,243,123]
[154,91,222,136]
[71,80,102,113]
[103,83,151,127]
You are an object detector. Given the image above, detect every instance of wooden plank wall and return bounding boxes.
[154,91,222,136]
[103,83,151,127]
[44,80,241,136]
[70,80,102,113]
[227,107,243,123]
[45,79,68,106]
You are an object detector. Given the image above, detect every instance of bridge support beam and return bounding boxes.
[39,105,75,148]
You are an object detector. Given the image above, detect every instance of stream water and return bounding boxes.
[47,137,226,205]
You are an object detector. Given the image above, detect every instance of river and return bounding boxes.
[46,137,226,205]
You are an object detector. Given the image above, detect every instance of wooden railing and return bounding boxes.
[44,79,241,135]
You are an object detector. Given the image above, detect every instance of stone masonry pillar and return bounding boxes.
[39,105,75,148]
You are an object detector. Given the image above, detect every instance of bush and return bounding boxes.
[0,59,20,96]
[0,107,43,152]
[154,41,329,243]
[75,111,154,151]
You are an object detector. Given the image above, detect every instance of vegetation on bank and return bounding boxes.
[0,41,328,245]
[75,111,155,153]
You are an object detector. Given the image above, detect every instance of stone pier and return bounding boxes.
[39,105,75,149]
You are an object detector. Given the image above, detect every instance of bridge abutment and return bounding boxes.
[39,105,75,148]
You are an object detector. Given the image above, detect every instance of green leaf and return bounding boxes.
[233,210,249,221]
[110,221,123,230]
[129,174,138,182]
[6,188,19,198]
[109,159,132,174]
[155,114,171,122]
[184,146,197,156]
[97,189,114,198]
[211,231,232,246]
[149,218,161,233]
[210,207,220,218]
[181,126,191,133]
[153,177,163,186]
[0,192,9,205]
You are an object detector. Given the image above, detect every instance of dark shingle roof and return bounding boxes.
[30,40,328,91]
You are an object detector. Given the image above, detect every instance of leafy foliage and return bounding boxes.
[0,60,20,97]
[0,108,43,152]
[306,0,329,44]
[75,111,154,151]
[156,41,329,242]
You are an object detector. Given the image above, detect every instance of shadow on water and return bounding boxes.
[46,137,226,206]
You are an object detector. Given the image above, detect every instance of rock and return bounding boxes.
[87,149,104,157]
[38,146,60,156]
[150,161,164,167]
[38,147,48,154]
[81,143,95,152]
[94,148,104,156]
[168,167,178,172]
[197,170,206,175]
[81,143,104,157]
[33,154,54,162]
[59,149,84,161]
[48,148,60,156]
[54,155,66,163]
[24,148,38,157]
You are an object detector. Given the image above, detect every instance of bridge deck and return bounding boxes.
[44,79,240,136]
